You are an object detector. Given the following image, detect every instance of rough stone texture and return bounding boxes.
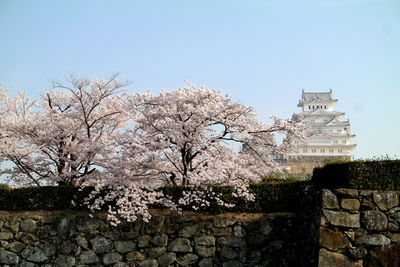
[137,235,152,248]
[199,258,214,267]
[335,188,359,198]
[139,259,158,267]
[369,244,400,267]
[103,252,122,265]
[0,249,19,264]
[319,188,400,267]
[355,234,391,246]
[177,253,199,266]
[114,240,136,253]
[20,219,36,233]
[319,249,362,267]
[341,199,360,211]
[27,250,48,263]
[126,251,146,261]
[157,252,176,267]
[148,247,166,258]
[348,247,368,260]
[79,250,100,264]
[322,189,339,209]
[0,231,13,240]
[213,217,237,227]
[362,210,388,231]
[373,192,399,210]
[218,236,245,248]
[194,236,215,246]
[221,246,238,259]
[55,255,75,267]
[151,233,168,247]
[323,210,360,228]
[196,246,216,257]
[168,238,193,252]
[319,228,351,250]
[0,207,311,267]
[91,236,113,253]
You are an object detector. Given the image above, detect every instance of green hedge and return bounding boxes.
[312,160,400,190]
[0,186,92,211]
[0,180,310,213]
[159,180,310,214]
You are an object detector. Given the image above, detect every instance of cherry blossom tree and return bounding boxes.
[0,75,129,186]
[85,82,305,224]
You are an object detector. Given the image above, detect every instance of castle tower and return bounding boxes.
[293,89,356,158]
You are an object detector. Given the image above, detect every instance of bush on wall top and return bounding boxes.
[312,160,400,190]
[0,179,310,213]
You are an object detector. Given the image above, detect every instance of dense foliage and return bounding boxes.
[0,180,309,213]
[312,160,400,190]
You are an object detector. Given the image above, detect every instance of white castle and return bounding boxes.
[293,89,356,157]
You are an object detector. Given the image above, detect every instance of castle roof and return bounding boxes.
[302,89,335,101]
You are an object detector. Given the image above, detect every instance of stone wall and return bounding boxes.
[0,210,306,267]
[319,188,400,266]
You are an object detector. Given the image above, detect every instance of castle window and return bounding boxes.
[334,140,338,144]
[312,149,316,153]
[338,149,343,153]
[324,105,327,109]
[329,149,334,153]
[320,149,325,153]
[303,149,307,153]
[312,105,315,109]
[337,129,341,133]
[342,140,346,144]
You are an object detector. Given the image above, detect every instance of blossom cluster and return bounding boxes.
[0,78,305,224]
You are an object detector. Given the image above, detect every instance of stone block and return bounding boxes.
[137,235,152,248]
[369,244,400,267]
[126,251,145,261]
[213,217,237,227]
[167,238,192,252]
[79,250,100,264]
[218,236,245,248]
[20,219,36,233]
[196,246,216,257]
[177,253,198,266]
[138,259,158,267]
[322,189,339,209]
[90,236,113,253]
[355,234,391,246]
[0,249,19,264]
[341,199,360,211]
[362,210,388,231]
[103,252,123,265]
[157,252,176,267]
[318,248,362,267]
[55,255,75,267]
[373,192,399,210]
[27,250,48,263]
[319,228,351,250]
[221,246,238,259]
[148,247,165,258]
[323,210,360,228]
[115,240,136,254]
[335,188,359,198]
[151,233,168,247]
[194,236,215,246]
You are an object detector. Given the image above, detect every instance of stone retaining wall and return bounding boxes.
[319,188,400,266]
[0,210,304,267]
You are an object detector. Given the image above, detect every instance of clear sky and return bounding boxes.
[0,0,399,160]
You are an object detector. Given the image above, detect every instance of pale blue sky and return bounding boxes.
[0,0,399,160]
